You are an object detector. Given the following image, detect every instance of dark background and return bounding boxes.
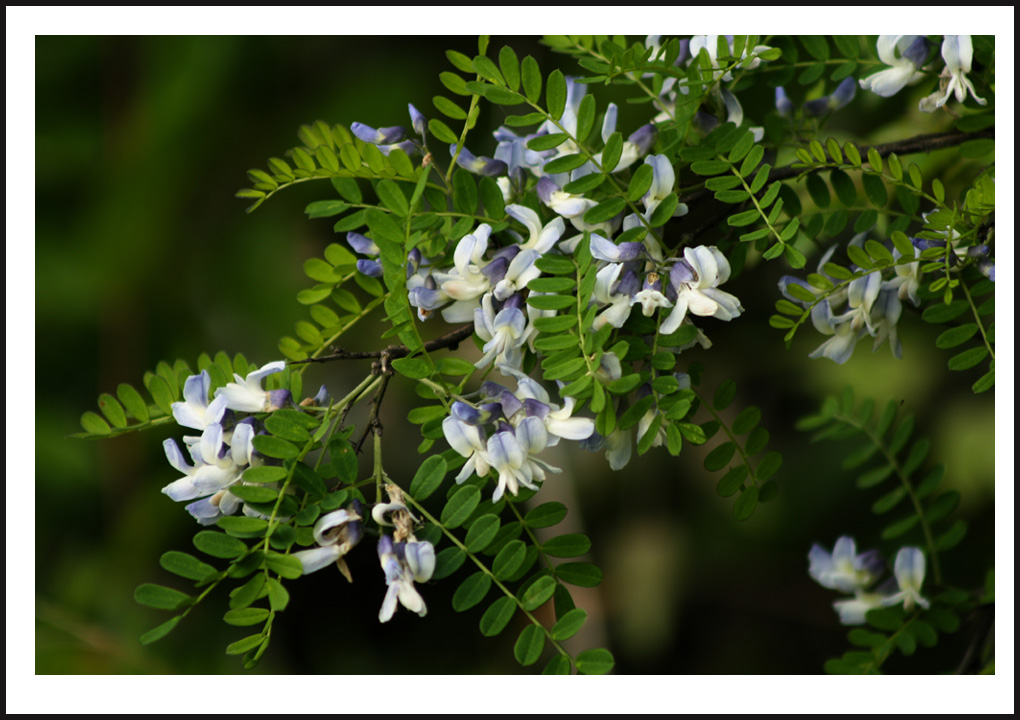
[33,35,996,676]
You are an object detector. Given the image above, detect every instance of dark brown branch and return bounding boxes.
[289,323,475,366]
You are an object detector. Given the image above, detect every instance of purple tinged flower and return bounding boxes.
[172,370,228,431]
[443,416,491,484]
[347,231,380,257]
[408,104,426,138]
[505,204,565,254]
[215,361,287,413]
[450,144,508,177]
[356,259,383,277]
[377,535,430,622]
[590,233,645,263]
[808,536,885,593]
[351,123,406,146]
[474,293,528,370]
[805,78,857,116]
[660,246,742,334]
[860,35,927,97]
[775,86,793,117]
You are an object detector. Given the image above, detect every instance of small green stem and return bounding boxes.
[960,280,994,361]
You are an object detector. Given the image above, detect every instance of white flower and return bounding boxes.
[172,370,228,431]
[293,507,364,579]
[215,360,287,413]
[881,547,930,612]
[859,35,927,98]
[919,35,987,112]
[660,246,742,334]
[834,592,888,625]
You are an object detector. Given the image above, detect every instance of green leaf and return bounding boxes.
[601,131,623,172]
[479,596,517,636]
[193,530,247,560]
[543,655,571,675]
[242,465,288,485]
[441,485,481,528]
[264,552,303,579]
[160,551,217,582]
[226,634,265,656]
[223,607,270,627]
[546,69,567,120]
[521,575,557,611]
[267,578,290,611]
[499,45,521,91]
[948,346,988,371]
[583,197,627,225]
[493,540,527,580]
[543,153,589,175]
[690,160,730,176]
[542,533,592,558]
[432,547,466,581]
[139,616,182,645]
[465,514,502,553]
[79,411,111,435]
[551,608,587,641]
[524,501,567,528]
[251,435,300,460]
[880,514,920,540]
[575,648,615,675]
[514,624,545,666]
[554,561,602,587]
[134,583,191,611]
[97,393,127,428]
[713,379,736,410]
[830,169,857,206]
[936,520,967,551]
[410,456,447,501]
[390,356,432,380]
[452,571,492,612]
[521,56,542,102]
[733,485,759,521]
[704,442,736,471]
[575,94,596,143]
[116,383,149,423]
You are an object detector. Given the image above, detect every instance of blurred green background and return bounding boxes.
[35,35,995,675]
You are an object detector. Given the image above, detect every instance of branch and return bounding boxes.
[289,323,475,365]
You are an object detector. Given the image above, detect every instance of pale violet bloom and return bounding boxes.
[592,263,635,331]
[293,506,364,577]
[443,415,492,484]
[215,360,288,413]
[859,35,928,98]
[449,144,507,177]
[808,536,885,593]
[496,365,595,445]
[474,293,529,370]
[804,77,857,116]
[378,535,434,622]
[688,35,773,83]
[919,35,987,112]
[881,547,930,612]
[486,417,561,502]
[433,225,494,320]
[172,370,228,431]
[161,422,248,504]
[660,246,742,334]
[492,250,541,302]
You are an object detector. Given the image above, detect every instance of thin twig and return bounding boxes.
[290,323,475,365]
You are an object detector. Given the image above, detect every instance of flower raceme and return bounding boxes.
[808,537,930,625]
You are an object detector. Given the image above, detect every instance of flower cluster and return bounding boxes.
[779,238,918,364]
[858,35,987,113]
[161,361,291,524]
[809,536,930,625]
[443,367,596,502]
